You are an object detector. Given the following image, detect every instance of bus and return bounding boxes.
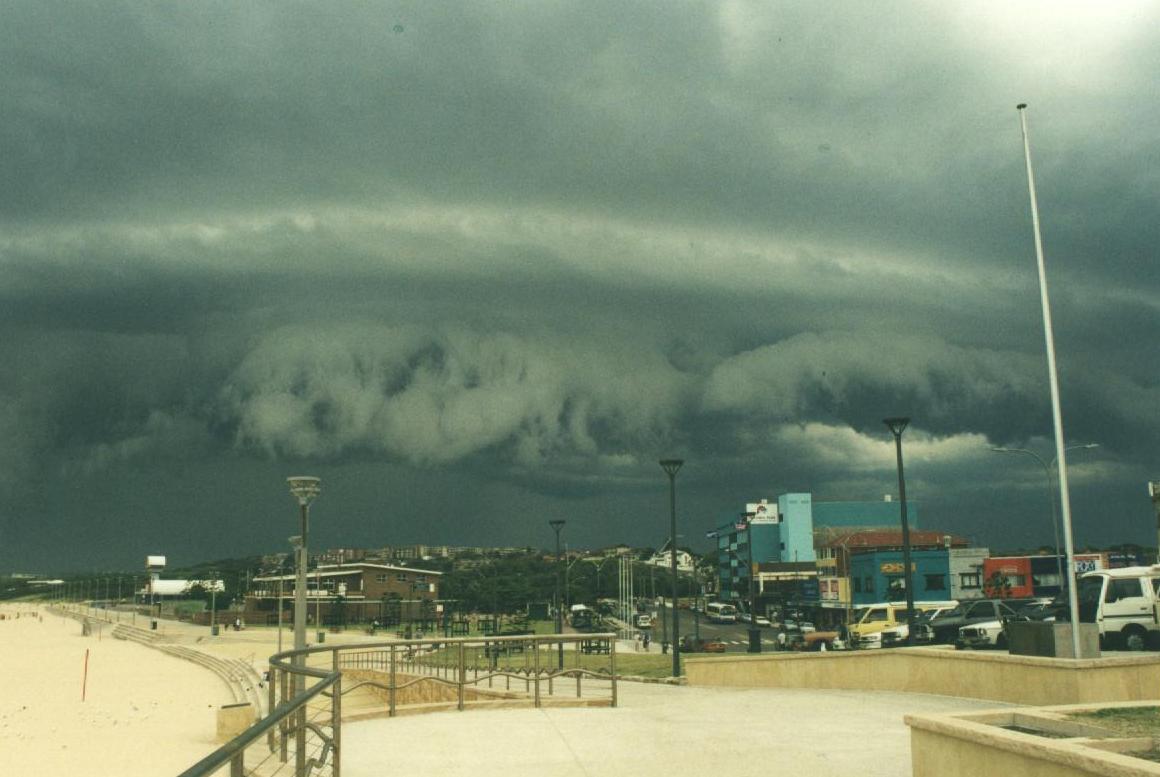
[705,602,738,624]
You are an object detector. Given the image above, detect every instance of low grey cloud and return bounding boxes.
[223,323,691,469]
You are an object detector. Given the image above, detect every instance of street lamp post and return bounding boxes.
[286,477,321,662]
[883,418,916,646]
[660,459,684,677]
[549,519,566,669]
[991,444,1100,594]
[209,572,218,635]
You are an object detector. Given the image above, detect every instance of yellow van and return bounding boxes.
[847,600,958,649]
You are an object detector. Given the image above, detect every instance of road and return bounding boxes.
[644,606,782,652]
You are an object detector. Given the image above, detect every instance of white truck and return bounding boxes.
[1076,566,1160,650]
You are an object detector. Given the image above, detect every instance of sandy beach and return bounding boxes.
[0,604,233,777]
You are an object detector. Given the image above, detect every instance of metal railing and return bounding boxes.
[177,632,617,777]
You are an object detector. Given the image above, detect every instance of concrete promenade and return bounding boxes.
[340,683,1008,777]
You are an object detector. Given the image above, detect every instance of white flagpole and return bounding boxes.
[1017,103,1082,658]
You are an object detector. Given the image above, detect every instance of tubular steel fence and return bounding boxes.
[177,632,618,777]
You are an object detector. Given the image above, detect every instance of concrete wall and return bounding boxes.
[907,706,1160,777]
[684,648,1160,706]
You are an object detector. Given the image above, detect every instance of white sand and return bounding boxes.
[0,604,233,777]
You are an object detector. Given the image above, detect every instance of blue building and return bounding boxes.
[848,549,953,605]
[713,494,918,606]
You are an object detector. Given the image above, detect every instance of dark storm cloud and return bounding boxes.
[1,1,1158,571]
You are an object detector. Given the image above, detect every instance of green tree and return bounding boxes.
[984,571,1012,599]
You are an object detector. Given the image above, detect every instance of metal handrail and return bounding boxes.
[175,670,338,777]
[176,631,617,777]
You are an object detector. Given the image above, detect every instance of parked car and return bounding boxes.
[926,600,1022,644]
[679,636,726,653]
[1014,600,1059,622]
[804,630,843,651]
[881,606,957,647]
[753,615,772,627]
[956,619,1009,650]
[847,601,958,648]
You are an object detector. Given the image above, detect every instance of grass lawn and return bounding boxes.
[1068,706,1160,738]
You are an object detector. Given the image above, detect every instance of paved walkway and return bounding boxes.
[341,682,1008,777]
[79,610,1008,775]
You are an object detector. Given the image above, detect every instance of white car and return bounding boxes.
[956,619,1007,650]
[738,612,752,623]
[753,615,772,627]
[880,623,908,647]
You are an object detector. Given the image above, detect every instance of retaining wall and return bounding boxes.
[684,648,1160,706]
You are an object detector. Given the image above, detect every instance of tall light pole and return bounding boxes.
[883,418,915,646]
[549,519,566,669]
[991,444,1100,592]
[287,477,322,663]
[660,459,683,676]
[1017,103,1083,658]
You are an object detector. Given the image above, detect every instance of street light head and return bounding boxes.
[288,535,303,549]
[659,459,684,477]
[548,519,565,532]
[287,476,321,506]
[883,417,910,437]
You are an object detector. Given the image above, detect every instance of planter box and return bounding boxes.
[1007,621,1099,658]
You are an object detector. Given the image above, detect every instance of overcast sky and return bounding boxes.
[2,1,1158,574]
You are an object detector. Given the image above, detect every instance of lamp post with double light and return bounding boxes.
[287,477,321,662]
[990,443,1099,595]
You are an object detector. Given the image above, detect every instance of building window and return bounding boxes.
[375,574,388,583]
[396,573,409,582]
[853,577,862,593]
[415,574,427,583]
[924,574,946,591]
[959,573,981,589]
[864,576,874,593]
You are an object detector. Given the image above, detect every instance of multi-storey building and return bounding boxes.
[246,562,442,626]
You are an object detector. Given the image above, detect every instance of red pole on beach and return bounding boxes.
[82,649,90,701]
